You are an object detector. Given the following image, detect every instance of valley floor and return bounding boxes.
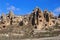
[0,33,60,40]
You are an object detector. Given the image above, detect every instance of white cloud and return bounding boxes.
[54,7,60,12]
[7,5,20,11]
[6,3,20,11]
[7,6,15,11]
[53,7,60,16]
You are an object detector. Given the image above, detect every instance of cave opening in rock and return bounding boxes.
[19,21,23,26]
[34,25,37,29]
[3,26,6,28]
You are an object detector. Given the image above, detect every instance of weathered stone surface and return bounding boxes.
[0,7,60,34]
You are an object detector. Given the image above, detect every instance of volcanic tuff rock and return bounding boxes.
[0,7,60,30]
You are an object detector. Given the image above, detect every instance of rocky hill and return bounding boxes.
[0,7,60,38]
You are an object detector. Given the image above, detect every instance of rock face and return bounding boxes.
[0,7,60,30]
[29,7,59,30]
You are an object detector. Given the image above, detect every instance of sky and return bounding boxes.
[0,0,60,16]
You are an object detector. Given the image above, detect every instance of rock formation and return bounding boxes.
[0,7,60,30]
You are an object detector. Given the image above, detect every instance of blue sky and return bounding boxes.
[0,0,60,16]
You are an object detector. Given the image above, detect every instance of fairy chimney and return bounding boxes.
[31,7,45,30]
[8,11,14,19]
[1,13,7,24]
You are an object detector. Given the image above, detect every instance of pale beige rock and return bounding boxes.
[0,8,60,30]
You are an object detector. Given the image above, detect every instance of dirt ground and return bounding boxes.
[0,34,60,40]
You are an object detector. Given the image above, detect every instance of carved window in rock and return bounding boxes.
[52,20,55,24]
[50,24,51,25]
[34,25,37,29]
[45,24,47,26]
[3,26,6,28]
[24,20,26,22]
[19,21,23,26]
[40,20,42,22]
[1,22,5,24]
[39,15,41,18]
[7,16,9,18]
[14,17,16,18]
